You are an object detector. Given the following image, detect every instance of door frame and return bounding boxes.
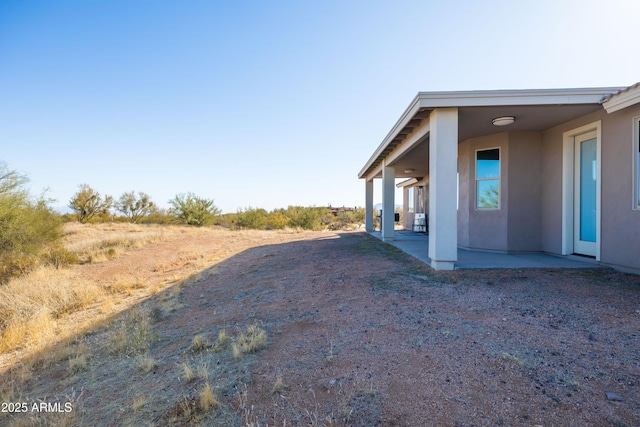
[562,121,601,260]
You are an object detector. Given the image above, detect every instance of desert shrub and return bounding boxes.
[140,208,175,225]
[236,207,268,230]
[68,184,113,224]
[213,213,238,229]
[115,191,155,223]
[285,206,330,231]
[0,163,63,282]
[44,244,81,269]
[266,211,290,229]
[169,193,221,227]
[328,208,366,230]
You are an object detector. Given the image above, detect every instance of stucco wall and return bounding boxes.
[460,133,509,251]
[540,110,603,254]
[506,132,542,251]
[600,104,640,271]
[458,142,470,247]
[540,106,640,272]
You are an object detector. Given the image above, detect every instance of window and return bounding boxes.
[476,148,500,209]
[635,117,640,209]
[407,187,414,212]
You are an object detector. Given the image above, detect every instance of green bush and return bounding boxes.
[213,213,238,229]
[169,192,221,226]
[0,163,63,282]
[140,208,175,225]
[328,208,366,230]
[285,206,330,231]
[236,207,268,230]
[213,205,367,231]
[266,211,290,229]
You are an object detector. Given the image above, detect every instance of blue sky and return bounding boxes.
[1,0,639,213]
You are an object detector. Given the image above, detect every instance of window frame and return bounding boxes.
[475,147,501,210]
[634,116,640,210]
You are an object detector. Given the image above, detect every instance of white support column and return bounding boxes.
[365,179,374,232]
[428,108,458,270]
[382,161,395,241]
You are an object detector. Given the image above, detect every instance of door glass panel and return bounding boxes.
[580,138,597,242]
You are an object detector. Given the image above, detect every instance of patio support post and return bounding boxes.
[428,108,458,270]
[382,160,395,241]
[365,179,374,232]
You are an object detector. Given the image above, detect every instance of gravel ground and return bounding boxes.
[1,229,639,426]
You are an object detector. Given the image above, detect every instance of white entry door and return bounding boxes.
[573,130,598,256]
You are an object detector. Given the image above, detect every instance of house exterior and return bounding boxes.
[358,83,640,272]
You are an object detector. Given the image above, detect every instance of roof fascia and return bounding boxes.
[417,87,624,108]
[602,84,640,113]
[396,178,418,188]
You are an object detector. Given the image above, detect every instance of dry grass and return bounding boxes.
[62,223,174,264]
[0,225,290,426]
[0,267,104,352]
[235,324,267,355]
[190,333,208,352]
[107,308,155,355]
[136,354,157,373]
[501,351,526,367]
[132,394,148,412]
[199,382,219,410]
[0,223,213,358]
[212,328,230,352]
[106,275,148,295]
[181,362,195,382]
[68,342,88,372]
[271,376,285,395]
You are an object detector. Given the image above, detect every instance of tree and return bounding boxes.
[168,192,221,226]
[116,191,155,223]
[0,162,63,281]
[0,163,29,198]
[68,184,113,224]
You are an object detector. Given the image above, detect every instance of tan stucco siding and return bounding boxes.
[540,109,605,255]
[506,132,542,251]
[600,103,640,271]
[459,133,509,251]
[539,106,640,272]
[457,142,471,247]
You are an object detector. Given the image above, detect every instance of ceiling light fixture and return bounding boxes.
[404,168,415,174]
[492,116,515,126]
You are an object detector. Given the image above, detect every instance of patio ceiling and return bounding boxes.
[359,87,625,180]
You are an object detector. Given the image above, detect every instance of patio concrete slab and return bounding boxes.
[369,231,606,270]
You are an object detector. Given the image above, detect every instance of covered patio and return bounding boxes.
[369,231,605,270]
[359,87,627,271]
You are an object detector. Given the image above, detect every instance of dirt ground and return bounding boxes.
[1,229,640,426]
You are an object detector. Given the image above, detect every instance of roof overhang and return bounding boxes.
[358,87,626,180]
[396,178,418,188]
[602,82,640,113]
